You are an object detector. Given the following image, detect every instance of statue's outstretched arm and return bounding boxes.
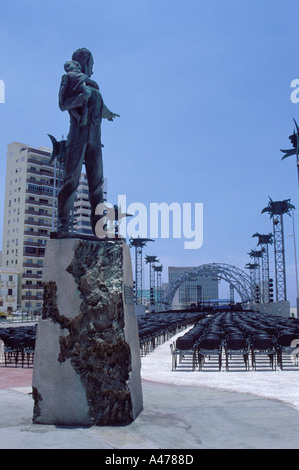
[102,103,120,121]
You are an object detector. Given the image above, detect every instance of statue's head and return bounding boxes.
[72,48,94,77]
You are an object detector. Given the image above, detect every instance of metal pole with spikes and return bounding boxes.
[252,233,273,303]
[248,250,263,302]
[154,265,163,306]
[145,255,159,305]
[129,237,154,305]
[245,263,259,302]
[262,198,295,301]
[280,118,299,186]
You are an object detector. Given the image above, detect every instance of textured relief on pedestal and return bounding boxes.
[42,280,71,329]
[32,386,43,422]
[40,240,135,425]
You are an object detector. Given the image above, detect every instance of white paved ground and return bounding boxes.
[141,327,299,411]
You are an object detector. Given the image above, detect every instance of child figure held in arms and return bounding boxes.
[63,60,93,127]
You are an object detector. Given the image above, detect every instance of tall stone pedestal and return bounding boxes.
[32,238,143,426]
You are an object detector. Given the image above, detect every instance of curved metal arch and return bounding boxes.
[162,263,253,309]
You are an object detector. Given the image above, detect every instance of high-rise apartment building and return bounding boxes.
[2,142,56,314]
[73,173,107,236]
[2,142,108,314]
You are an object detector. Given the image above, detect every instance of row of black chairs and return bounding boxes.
[172,311,299,371]
[138,311,208,356]
[0,311,207,366]
[0,325,37,368]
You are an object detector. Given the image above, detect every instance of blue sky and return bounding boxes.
[0,0,299,304]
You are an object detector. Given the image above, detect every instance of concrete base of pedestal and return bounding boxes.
[32,238,143,426]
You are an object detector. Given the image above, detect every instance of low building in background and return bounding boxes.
[0,267,19,316]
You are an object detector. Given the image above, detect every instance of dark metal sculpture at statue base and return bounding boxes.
[50,230,102,241]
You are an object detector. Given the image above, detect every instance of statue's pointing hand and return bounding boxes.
[107,111,120,121]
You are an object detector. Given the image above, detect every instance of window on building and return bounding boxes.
[25,247,36,254]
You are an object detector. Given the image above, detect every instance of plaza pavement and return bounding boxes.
[0,328,299,449]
